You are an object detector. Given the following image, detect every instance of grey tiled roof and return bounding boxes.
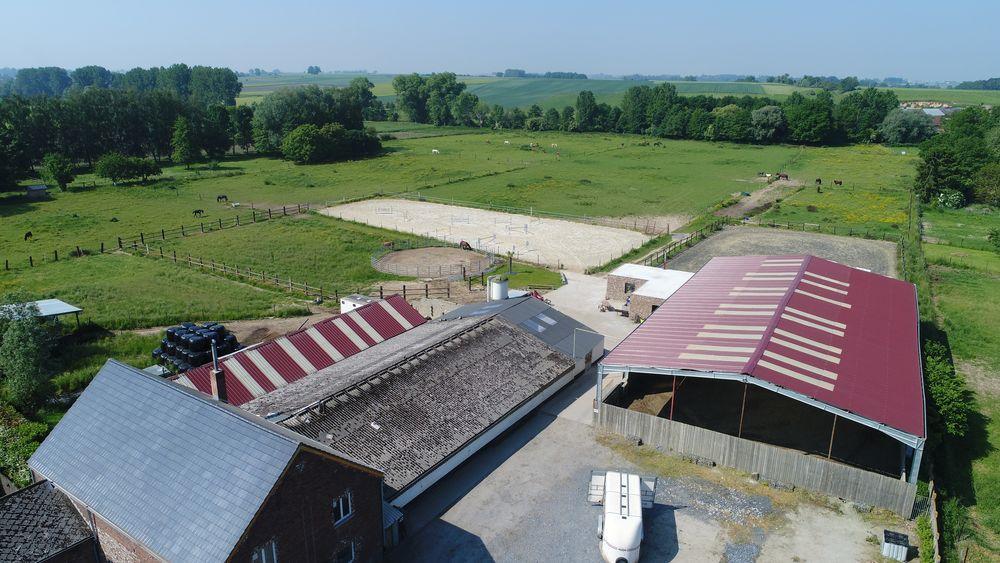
[0,480,93,562]
[28,360,308,562]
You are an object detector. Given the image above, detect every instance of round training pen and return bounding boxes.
[371,241,500,281]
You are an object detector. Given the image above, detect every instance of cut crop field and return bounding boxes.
[886,87,1000,106]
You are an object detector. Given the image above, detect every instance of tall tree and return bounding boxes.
[391,73,428,123]
[40,153,74,190]
[70,65,113,89]
[229,105,254,153]
[575,91,598,132]
[171,116,198,168]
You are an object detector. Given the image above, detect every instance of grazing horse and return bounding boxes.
[216,194,228,203]
[833,179,843,186]
[777,173,789,180]
[815,178,822,186]
[23,231,33,241]
[192,209,204,217]
[758,171,766,177]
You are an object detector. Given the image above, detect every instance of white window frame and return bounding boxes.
[251,538,278,563]
[333,491,353,526]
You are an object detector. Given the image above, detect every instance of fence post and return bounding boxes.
[282,206,287,216]
[173,250,177,263]
[268,209,273,220]
[54,250,58,261]
[447,284,450,298]
[200,223,204,233]
[140,232,145,245]
[403,285,406,299]
[219,218,223,230]
[182,225,186,236]
[252,211,256,222]
[161,229,165,240]
[29,256,33,267]
[101,242,104,253]
[236,215,240,226]
[4,259,7,271]
[118,237,123,249]
[297,204,301,213]
[425,284,429,298]
[379,286,383,299]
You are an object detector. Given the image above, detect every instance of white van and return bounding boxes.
[589,470,656,563]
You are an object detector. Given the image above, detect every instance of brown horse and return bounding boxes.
[833,179,843,186]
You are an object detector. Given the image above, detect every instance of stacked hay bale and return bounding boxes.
[152,322,240,374]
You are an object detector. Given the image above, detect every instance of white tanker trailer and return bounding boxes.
[588,470,657,563]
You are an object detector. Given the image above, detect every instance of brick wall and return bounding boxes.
[605,274,646,300]
[230,447,385,563]
[629,294,666,321]
[67,498,159,563]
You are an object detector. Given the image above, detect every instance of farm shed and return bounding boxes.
[24,184,50,199]
[175,295,426,406]
[0,480,97,562]
[597,255,926,515]
[29,360,387,562]
[244,296,604,507]
[605,263,694,320]
[1,298,83,327]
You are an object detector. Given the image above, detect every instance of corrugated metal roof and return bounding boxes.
[603,255,924,439]
[439,296,604,359]
[28,360,301,562]
[179,295,426,406]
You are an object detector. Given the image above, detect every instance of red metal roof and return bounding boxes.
[177,295,426,406]
[602,255,925,438]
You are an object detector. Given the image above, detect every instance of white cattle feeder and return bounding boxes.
[589,470,656,563]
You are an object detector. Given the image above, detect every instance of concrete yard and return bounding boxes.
[393,372,897,563]
[321,199,651,272]
[666,225,899,277]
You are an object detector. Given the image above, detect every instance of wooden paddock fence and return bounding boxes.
[639,220,727,268]
[124,244,452,307]
[2,203,310,274]
[598,403,917,516]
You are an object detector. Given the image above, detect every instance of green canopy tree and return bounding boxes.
[171,116,198,168]
[41,153,74,190]
[575,91,598,131]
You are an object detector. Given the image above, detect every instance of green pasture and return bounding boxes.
[924,243,1000,275]
[922,205,1000,250]
[758,145,917,236]
[156,215,434,293]
[0,252,308,330]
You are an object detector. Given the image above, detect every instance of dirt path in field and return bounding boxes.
[716,179,802,218]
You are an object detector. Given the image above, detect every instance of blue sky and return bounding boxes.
[2,0,996,82]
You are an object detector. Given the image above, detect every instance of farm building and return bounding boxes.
[244,296,604,507]
[175,295,426,406]
[597,255,925,515]
[28,360,388,562]
[0,480,97,562]
[605,263,694,320]
[24,184,50,199]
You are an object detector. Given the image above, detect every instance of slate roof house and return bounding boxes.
[27,360,387,563]
[0,480,97,562]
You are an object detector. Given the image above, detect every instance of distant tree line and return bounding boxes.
[390,74,934,147]
[0,64,242,106]
[0,74,383,189]
[496,69,588,79]
[916,106,1000,208]
[955,77,1000,91]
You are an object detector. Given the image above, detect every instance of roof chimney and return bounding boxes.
[209,340,227,403]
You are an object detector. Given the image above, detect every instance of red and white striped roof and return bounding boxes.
[603,255,925,439]
[176,295,426,406]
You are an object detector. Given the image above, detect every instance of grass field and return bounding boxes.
[0,253,308,330]
[922,205,1000,250]
[758,145,916,236]
[886,87,1000,106]
[156,215,434,293]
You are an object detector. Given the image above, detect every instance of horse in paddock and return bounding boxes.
[217,194,228,203]
[192,209,204,217]
[23,231,33,241]
[833,179,843,186]
[815,178,822,186]
[777,173,789,180]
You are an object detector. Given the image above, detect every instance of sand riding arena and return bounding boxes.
[323,199,651,272]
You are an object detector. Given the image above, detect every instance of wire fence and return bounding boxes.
[370,239,501,280]
[2,203,310,274]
